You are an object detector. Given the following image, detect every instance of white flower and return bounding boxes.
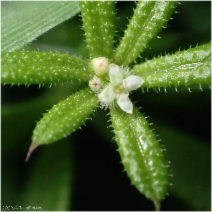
[98,64,144,114]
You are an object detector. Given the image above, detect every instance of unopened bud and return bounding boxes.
[89,76,102,91]
[92,57,109,76]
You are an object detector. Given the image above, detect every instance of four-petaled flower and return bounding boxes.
[89,58,144,114]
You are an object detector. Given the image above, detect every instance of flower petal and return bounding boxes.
[98,84,116,104]
[117,93,133,114]
[123,75,144,91]
[109,64,124,86]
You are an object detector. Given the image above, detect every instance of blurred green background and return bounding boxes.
[1,1,211,211]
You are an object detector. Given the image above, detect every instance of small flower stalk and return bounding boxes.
[89,57,144,114]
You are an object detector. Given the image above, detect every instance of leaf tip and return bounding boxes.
[154,201,161,211]
[25,141,38,162]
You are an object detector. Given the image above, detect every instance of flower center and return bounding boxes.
[89,57,144,114]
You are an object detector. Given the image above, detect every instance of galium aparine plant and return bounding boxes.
[1,1,211,210]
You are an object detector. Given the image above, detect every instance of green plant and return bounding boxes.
[1,1,211,211]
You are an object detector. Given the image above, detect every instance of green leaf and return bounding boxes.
[2,52,90,85]
[114,1,177,66]
[80,1,115,58]
[30,88,98,151]
[110,106,169,210]
[133,42,211,88]
[18,139,73,210]
[1,2,80,52]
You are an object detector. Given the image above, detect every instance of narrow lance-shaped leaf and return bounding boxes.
[26,88,98,161]
[2,52,90,85]
[133,42,211,88]
[110,106,169,210]
[114,1,177,66]
[2,1,80,52]
[80,1,115,58]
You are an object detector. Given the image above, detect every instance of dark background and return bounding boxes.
[2,1,211,211]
